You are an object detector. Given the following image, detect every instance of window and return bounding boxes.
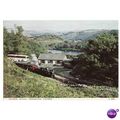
[50,60,53,63]
[57,60,62,64]
[41,60,45,63]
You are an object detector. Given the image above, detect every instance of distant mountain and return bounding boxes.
[59,29,114,41]
[16,29,118,41]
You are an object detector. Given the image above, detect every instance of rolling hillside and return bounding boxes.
[59,30,116,40]
[24,29,118,41]
[4,58,118,98]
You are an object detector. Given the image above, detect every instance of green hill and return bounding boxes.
[4,58,118,98]
[31,34,63,45]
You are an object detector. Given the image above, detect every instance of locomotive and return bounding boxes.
[15,62,54,77]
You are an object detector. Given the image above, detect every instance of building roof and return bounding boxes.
[38,53,67,61]
[8,54,29,57]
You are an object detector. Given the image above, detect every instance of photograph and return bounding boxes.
[3,20,118,98]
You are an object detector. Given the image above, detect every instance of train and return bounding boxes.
[15,62,54,77]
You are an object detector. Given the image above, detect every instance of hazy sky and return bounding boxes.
[3,20,118,32]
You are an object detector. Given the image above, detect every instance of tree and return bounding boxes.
[13,26,24,53]
[4,26,25,54]
[4,27,9,54]
[4,26,46,56]
[71,33,118,87]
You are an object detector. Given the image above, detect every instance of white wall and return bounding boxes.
[52,61,56,64]
[45,60,48,64]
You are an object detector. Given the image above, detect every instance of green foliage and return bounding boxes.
[72,32,118,87]
[4,26,25,53]
[53,40,86,52]
[33,35,63,49]
[34,34,63,40]
[4,26,46,55]
[16,39,46,57]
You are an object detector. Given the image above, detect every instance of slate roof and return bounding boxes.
[38,53,67,60]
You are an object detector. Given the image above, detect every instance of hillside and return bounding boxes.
[24,29,118,41]
[28,34,63,49]
[4,58,118,98]
[34,34,63,43]
[59,30,118,41]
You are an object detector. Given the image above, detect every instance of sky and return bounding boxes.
[3,20,118,32]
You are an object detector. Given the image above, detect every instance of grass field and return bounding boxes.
[4,58,118,98]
